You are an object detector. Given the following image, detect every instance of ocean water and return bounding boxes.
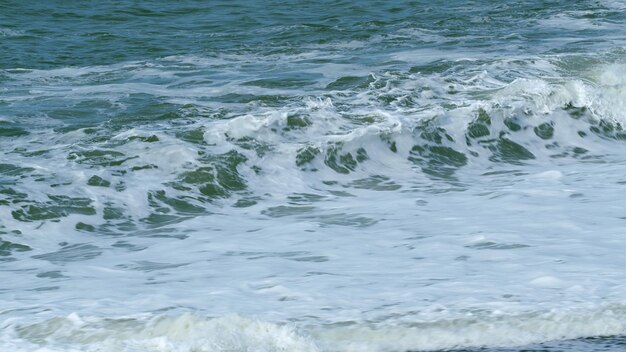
[2,1,626,351]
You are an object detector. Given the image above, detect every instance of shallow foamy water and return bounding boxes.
[2,1,626,351]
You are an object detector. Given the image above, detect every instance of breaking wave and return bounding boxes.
[5,304,626,352]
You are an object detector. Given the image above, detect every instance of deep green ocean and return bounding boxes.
[2,1,626,351]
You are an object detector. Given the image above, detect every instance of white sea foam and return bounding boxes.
[313,304,626,351]
[0,28,25,37]
[4,305,626,352]
[2,314,319,352]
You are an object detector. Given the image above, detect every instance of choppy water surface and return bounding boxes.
[2,1,626,351]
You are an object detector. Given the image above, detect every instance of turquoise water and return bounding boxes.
[2,1,626,351]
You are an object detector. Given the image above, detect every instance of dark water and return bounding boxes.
[453,336,626,352]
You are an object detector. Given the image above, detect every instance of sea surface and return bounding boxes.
[2,1,626,351]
